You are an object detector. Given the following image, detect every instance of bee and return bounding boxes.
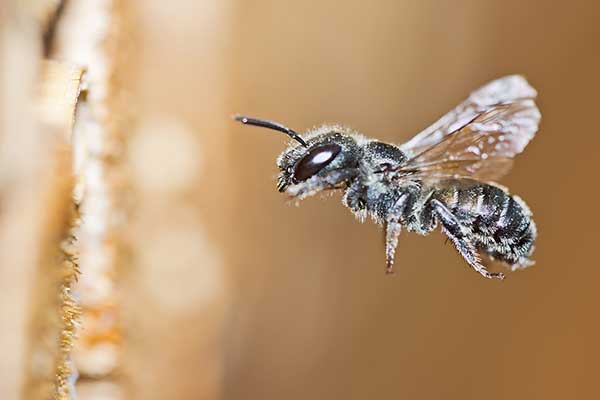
[235,75,540,280]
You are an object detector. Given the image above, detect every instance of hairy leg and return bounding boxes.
[286,168,358,200]
[385,220,401,274]
[383,194,408,274]
[430,199,504,280]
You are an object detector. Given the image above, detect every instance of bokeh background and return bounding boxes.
[2,1,600,399]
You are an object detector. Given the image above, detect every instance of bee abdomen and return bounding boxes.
[472,187,536,267]
[441,183,536,268]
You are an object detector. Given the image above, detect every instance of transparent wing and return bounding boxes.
[398,75,540,182]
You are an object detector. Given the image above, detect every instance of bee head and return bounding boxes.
[234,116,359,192]
[276,129,361,192]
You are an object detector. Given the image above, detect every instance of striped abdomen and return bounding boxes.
[436,181,536,268]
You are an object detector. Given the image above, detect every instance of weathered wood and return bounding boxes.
[50,1,129,398]
[0,36,83,400]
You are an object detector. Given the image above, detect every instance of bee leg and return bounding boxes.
[383,194,408,275]
[385,220,401,274]
[430,199,504,280]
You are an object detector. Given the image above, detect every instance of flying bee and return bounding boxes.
[235,75,540,280]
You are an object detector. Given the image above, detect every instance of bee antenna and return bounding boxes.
[233,115,308,147]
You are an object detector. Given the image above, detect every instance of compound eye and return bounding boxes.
[294,143,342,181]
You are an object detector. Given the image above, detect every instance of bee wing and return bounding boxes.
[398,75,540,182]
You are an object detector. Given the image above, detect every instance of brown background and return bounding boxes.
[132,0,599,399]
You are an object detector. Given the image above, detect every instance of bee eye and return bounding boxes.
[294,143,342,181]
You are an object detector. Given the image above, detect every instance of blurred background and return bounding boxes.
[2,0,600,399]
